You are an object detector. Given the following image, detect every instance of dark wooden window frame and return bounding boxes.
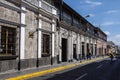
[0,26,18,60]
[42,33,51,57]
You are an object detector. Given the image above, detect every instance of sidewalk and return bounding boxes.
[0,56,108,80]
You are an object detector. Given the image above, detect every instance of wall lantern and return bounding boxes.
[28,29,37,39]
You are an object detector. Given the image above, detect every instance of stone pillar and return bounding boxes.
[90,38,92,55]
[95,40,98,56]
[102,45,104,56]
[93,39,97,57]
[51,7,56,57]
[20,5,26,59]
[77,34,80,60]
[52,20,55,57]
[93,44,95,57]
[97,45,99,57]
[37,0,42,58]
[38,18,42,58]
[71,32,73,61]
[51,19,55,65]
[84,36,87,59]
[58,31,62,62]
[79,35,82,60]
[67,31,73,61]
[67,36,71,61]
[81,35,85,59]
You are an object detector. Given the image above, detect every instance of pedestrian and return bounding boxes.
[109,53,114,61]
[87,53,89,60]
[89,52,92,59]
[87,52,91,60]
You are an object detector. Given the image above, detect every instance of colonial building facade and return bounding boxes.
[0,0,57,72]
[107,41,119,55]
[54,0,100,62]
[0,0,107,73]
[96,28,107,56]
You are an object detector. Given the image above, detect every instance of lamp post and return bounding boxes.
[85,15,90,18]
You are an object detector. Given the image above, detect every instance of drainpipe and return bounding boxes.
[18,30,21,71]
[36,0,42,67]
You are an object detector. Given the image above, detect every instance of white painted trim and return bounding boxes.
[20,27,25,59]
[52,7,57,15]
[86,37,89,43]
[75,73,88,80]
[20,5,26,59]
[38,0,42,7]
[81,35,84,42]
[71,32,73,60]
[80,35,82,58]
[52,34,55,57]
[52,19,55,57]
[21,6,26,24]
[38,17,42,58]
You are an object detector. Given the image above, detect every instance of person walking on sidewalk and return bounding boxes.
[109,53,114,61]
[87,52,91,60]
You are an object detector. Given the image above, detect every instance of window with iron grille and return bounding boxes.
[0,27,16,55]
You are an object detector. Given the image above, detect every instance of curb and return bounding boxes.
[6,56,108,80]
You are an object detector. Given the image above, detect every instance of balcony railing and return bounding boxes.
[25,0,39,6]
[73,23,81,28]
[62,16,72,25]
[81,24,87,32]
[25,0,56,14]
[41,1,52,13]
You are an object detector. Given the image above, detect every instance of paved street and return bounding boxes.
[28,57,120,80]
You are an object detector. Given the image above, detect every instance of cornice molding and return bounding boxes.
[0,18,26,27]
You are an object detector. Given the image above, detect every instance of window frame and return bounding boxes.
[42,33,51,57]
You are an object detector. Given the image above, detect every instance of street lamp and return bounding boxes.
[85,15,90,18]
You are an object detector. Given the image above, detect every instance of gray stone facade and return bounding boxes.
[25,9,38,59]
[0,0,107,73]
[0,0,57,72]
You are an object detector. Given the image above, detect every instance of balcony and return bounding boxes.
[81,24,87,32]
[25,0,56,14]
[62,16,72,25]
[25,0,39,6]
[73,23,81,28]
[41,1,52,13]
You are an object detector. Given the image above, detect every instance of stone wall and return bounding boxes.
[38,57,51,66]
[61,28,69,39]
[42,20,52,31]
[0,60,18,72]
[25,9,38,59]
[20,58,37,69]
[72,32,77,44]
[0,0,20,72]
[0,0,20,23]
[0,0,58,73]
[54,31,59,57]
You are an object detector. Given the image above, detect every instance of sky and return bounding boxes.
[64,0,120,46]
